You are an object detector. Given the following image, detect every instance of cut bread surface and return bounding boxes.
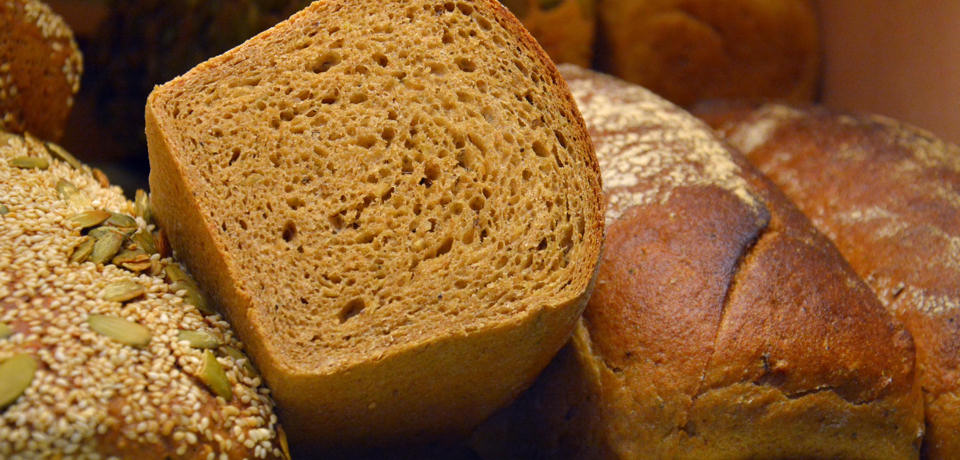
[147,0,601,377]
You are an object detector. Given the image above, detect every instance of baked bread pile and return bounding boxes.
[0,130,286,458]
[145,0,603,450]
[471,65,924,459]
[712,105,960,459]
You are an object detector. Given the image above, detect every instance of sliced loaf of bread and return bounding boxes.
[145,0,603,448]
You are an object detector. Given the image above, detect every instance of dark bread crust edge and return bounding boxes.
[711,104,960,459]
[146,0,604,448]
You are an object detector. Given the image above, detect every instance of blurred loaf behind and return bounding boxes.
[712,104,960,459]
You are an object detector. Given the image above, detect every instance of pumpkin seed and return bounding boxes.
[101,280,145,303]
[172,280,213,315]
[0,354,37,409]
[134,189,152,224]
[0,205,7,215]
[198,349,233,401]
[56,179,91,208]
[220,346,258,376]
[130,230,157,254]
[9,156,49,170]
[92,168,109,187]
[68,236,95,263]
[87,314,151,347]
[177,330,221,349]
[164,263,190,283]
[44,142,82,170]
[66,210,110,229]
[105,212,137,230]
[0,131,17,147]
[0,323,12,339]
[113,250,151,272]
[89,230,124,264]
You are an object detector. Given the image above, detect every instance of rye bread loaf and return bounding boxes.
[0,0,82,141]
[145,0,604,448]
[711,104,960,459]
[498,0,595,67]
[471,65,923,459]
[0,130,285,458]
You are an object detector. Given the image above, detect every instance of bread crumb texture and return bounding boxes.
[0,133,283,458]
[148,0,601,372]
[0,0,82,141]
[559,64,758,226]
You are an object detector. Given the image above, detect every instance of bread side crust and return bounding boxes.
[147,0,604,446]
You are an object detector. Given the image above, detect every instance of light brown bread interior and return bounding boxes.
[146,0,603,446]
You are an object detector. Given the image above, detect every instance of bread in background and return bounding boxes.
[712,103,960,459]
[0,0,82,141]
[471,66,923,459]
[498,0,595,67]
[596,0,819,107]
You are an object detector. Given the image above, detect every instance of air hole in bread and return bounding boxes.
[456,57,476,72]
[339,298,366,323]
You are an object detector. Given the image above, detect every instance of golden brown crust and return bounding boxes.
[147,0,603,450]
[499,0,596,67]
[595,0,818,107]
[0,0,82,141]
[712,104,960,459]
[471,67,923,459]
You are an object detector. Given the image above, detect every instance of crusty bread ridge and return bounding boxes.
[471,65,923,459]
[146,0,604,448]
[0,130,285,458]
[0,0,82,141]
[712,104,960,459]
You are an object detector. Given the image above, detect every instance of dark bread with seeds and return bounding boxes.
[0,130,285,459]
[145,0,603,449]
[0,0,82,141]
[710,104,960,459]
[471,66,923,459]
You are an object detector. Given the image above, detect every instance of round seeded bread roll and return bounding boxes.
[499,0,596,67]
[0,130,286,458]
[595,0,819,107]
[0,0,82,141]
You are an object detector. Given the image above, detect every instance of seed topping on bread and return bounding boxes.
[0,132,283,458]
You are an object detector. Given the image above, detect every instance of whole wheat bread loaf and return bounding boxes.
[711,104,960,459]
[145,0,604,448]
[471,65,923,459]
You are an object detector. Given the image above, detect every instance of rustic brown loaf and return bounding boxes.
[146,0,604,449]
[498,0,595,67]
[0,130,285,458]
[595,0,819,107]
[471,65,924,459]
[0,0,82,141]
[711,104,960,459]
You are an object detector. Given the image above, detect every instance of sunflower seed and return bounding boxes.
[220,346,258,377]
[92,168,109,187]
[87,314,152,347]
[130,230,157,254]
[44,142,82,170]
[68,236,95,263]
[172,280,213,315]
[198,349,233,401]
[89,230,124,264]
[134,189,152,224]
[0,323,12,339]
[66,210,110,229]
[101,280,145,303]
[9,156,49,170]
[178,330,221,349]
[0,354,37,409]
